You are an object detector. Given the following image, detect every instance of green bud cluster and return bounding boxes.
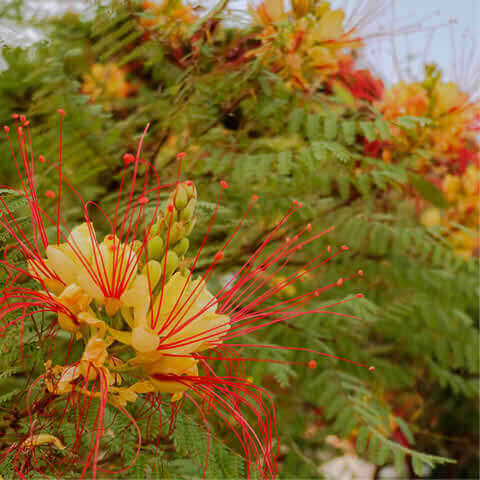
[145,181,197,283]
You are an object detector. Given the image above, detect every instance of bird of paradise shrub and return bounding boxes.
[0,111,371,479]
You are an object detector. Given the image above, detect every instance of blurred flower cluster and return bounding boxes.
[375,65,480,256]
[249,0,364,90]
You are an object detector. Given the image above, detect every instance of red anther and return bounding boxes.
[327,245,332,253]
[23,121,30,126]
[176,152,186,159]
[12,114,19,119]
[58,109,66,116]
[336,278,343,286]
[298,202,303,208]
[341,245,349,251]
[139,196,149,205]
[292,200,298,205]
[369,366,375,372]
[220,180,228,189]
[356,293,364,298]
[167,204,174,212]
[20,115,26,123]
[358,269,364,276]
[214,251,224,262]
[314,291,320,296]
[252,194,259,201]
[123,153,135,165]
[186,180,194,186]
[45,190,55,199]
[3,126,9,133]
[308,360,317,369]
[38,155,45,163]
[307,223,312,231]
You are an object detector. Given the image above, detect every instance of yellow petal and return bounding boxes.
[131,326,160,353]
[108,327,132,345]
[77,271,104,300]
[46,245,78,285]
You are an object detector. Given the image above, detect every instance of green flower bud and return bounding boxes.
[185,215,197,235]
[166,204,178,223]
[180,198,196,222]
[184,182,197,200]
[142,260,163,290]
[169,221,185,245]
[174,184,189,210]
[154,213,165,235]
[147,235,164,260]
[173,237,189,257]
[165,250,179,279]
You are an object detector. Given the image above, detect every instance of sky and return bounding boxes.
[0,0,478,89]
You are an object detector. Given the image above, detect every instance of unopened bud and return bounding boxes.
[147,236,164,260]
[174,184,189,210]
[169,221,185,245]
[184,181,196,200]
[165,250,179,279]
[180,198,196,222]
[166,204,178,223]
[173,237,189,257]
[142,260,162,290]
[184,215,197,236]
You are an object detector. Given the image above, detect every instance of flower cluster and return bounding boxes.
[140,0,199,49]
[81,62,134,108]
[0,112,369,479]
[374,65,480,256]
[248,0,364,90]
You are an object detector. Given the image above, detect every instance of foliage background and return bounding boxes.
[0,0,478,478]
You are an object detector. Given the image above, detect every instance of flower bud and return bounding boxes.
[165,250,179,279]
[174,237,189,257]
[169,221,186,245]
[154,212,165,234]
[174,184,189,210]
[184,181,197,200]
[185,215,197,236]
[292,0,310,17]
[142,260,162,290]
[166,204,178,223]
[180,198,196,222]
[147,235,164,260]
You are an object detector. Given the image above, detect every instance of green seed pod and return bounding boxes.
[174,184,189,210]
[173,237,189,257]
[147,235,164,260]
[142,259,163,290]
[165,250,179,279]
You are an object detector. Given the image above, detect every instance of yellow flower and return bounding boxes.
[82,63,131,104]
[443,175,461,202]
[420,207,441,228]
[250,0,286,25]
